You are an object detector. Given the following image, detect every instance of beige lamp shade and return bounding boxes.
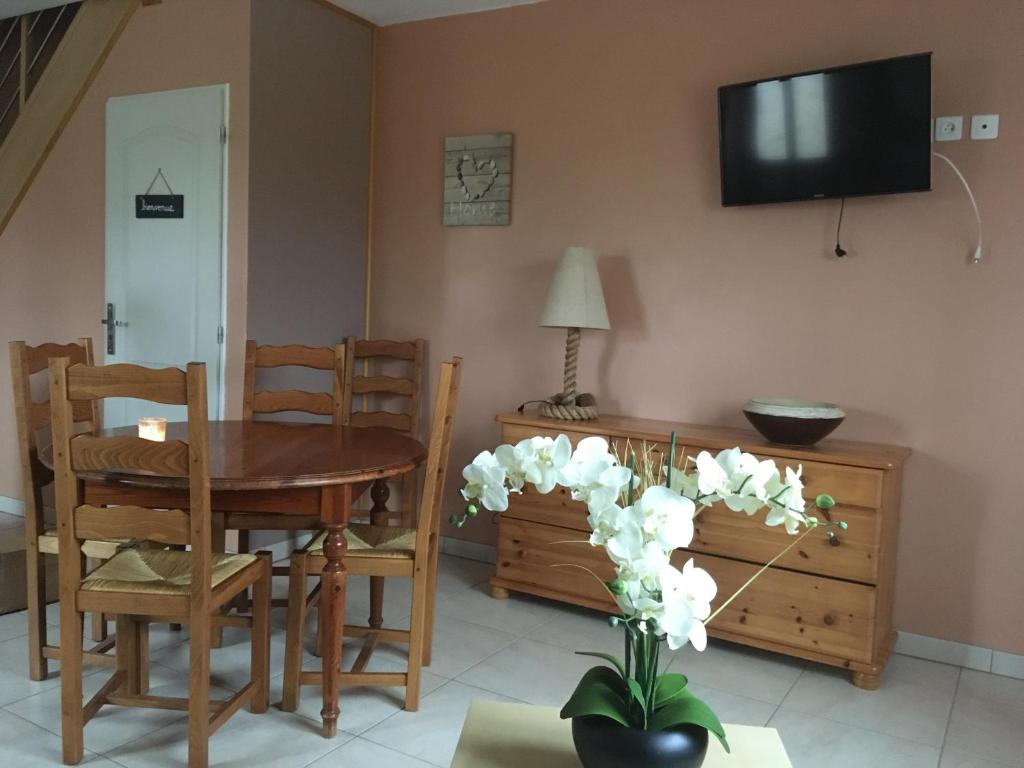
[539,247,610,330]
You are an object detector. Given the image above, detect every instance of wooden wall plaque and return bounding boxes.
[444,133,512,226]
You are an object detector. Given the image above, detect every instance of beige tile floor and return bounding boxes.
[0,552,1020,767]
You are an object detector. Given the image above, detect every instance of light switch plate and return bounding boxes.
[971,114,999,140]
[935,116,963,141]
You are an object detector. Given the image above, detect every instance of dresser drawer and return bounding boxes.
[686,551,876,663]
[678,448,885,510]
[689,503,880,584]
[501,422,604,448]
[496,518,616,609]
[505,486,591,532]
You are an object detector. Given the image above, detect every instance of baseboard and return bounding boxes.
[894,631,1023,680]
[440,535,496,564]
[0,496,25,516]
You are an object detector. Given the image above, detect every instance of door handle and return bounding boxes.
[100,303,116,355]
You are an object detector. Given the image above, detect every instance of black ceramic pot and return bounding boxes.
[571,716,709,768]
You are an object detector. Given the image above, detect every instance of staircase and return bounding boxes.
[0,0,141,237]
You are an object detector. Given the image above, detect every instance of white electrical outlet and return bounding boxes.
[935,116,963,141]
[971,114,999,140]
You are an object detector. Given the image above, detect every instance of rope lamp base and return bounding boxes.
[540,326,601,420]
[540,401,599,420]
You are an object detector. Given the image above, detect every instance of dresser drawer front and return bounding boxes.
[690,503,879,584]
[686,551,876,663]
[501,423,604,448]
[505,486,591,532]
[496,518,616,609]
[678,448,885,510]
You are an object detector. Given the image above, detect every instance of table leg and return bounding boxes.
[320,482,356,739]
[319,524,347,738]
[368,479,390,630]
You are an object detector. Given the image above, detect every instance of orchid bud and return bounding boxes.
[448,514,458,525]
[837,521,848,530]
[815,494,836,510]
[607,578,628,595]
[466,504,478,517]
[608,616,620,628]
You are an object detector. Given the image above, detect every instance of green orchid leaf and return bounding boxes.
[648,688,730,753]
[575,651,627,681]
[626,677,648,717]
[559,666,631,727]
[653,673,689,708]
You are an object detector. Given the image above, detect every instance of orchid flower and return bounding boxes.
[559,436,633,507]
[659,559,717,650]
[460,450,509,512]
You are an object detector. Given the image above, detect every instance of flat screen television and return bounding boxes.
[718,53,932,206]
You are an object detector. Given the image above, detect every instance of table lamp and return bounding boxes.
[538,246,610,420]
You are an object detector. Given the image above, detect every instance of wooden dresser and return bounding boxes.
[490,412,911,688]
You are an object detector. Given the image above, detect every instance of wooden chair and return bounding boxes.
[8,339,119,681]
[341,337,425,529]
[50,359,271,768]
[281,357,461,714]
[341,337,425,639]
[233,341,346,556]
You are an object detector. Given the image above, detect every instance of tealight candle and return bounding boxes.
[138,417,167,442]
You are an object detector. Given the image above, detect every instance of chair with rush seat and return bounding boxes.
[49,359,271,768]
[8,338,118,680]
[281,357,461,714]
[232,341,347,557]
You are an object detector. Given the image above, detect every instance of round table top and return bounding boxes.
[42,420,427,491]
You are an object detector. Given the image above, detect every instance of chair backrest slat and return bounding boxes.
[66,363,188,404]
[251,390,335,417]
[243,340,345,423]
[29,398,94,431]
[353,339,419,361]
[75,504,191,546]
[24,342,92,375]
[351,375,415,397]
[349,410,413,432]
[70,435,190,477]
[414,358,462,554]
[252,344,337,369]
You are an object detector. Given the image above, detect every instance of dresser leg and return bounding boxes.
[851,670,882,690]
[490,584,510,600]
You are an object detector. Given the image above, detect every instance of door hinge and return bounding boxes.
[220,125,227,144]
[217,325,224,344]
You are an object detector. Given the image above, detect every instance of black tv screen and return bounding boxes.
[718,53,932,206]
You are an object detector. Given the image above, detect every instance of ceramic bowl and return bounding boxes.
[743,398,845,446]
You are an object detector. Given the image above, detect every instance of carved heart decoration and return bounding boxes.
[456,154,499,201]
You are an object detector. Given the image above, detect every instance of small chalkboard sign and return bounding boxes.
[135,168,183,219]
[135,194,184,218]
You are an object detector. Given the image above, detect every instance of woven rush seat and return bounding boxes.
[38,529,130,560]
[82,548,257,595]
[309,523,417,560]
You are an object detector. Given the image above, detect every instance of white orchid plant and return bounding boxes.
[457,433,843,750]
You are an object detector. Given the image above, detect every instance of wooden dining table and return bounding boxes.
[42,419,427,738]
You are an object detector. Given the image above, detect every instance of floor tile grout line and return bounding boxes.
[937,664,963,761]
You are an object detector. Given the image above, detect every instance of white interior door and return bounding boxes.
[105,85,227,427]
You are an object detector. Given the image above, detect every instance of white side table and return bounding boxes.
[452,701,792,768]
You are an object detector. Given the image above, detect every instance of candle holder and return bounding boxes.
[138,417,167,442]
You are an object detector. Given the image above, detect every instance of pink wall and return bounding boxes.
[370,0,1024,652]
[0,0,251,501]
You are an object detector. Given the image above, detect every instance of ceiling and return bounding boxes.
[328,0,545,26]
